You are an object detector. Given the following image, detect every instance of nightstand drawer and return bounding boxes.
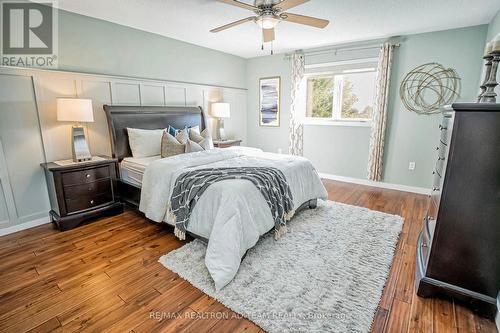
[63,178,111,200]
[65,192,113,214]
[62,165,110,186]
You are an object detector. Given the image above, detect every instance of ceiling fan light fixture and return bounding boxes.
[256,15,279,29]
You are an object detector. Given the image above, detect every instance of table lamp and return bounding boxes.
[211,102,230,141]
[57,98,94,162]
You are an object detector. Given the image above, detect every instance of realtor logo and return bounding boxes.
[1,0,58,67]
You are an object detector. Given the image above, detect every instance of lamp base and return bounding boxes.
[217,118,227,141]
[71,125,92,162]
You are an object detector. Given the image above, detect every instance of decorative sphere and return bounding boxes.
[400,63,461,115]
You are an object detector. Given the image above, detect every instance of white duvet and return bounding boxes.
[140,147,327,289]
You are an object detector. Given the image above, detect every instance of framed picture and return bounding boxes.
[259,77,281,127]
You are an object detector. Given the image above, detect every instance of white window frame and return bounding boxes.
[303,58,378,127]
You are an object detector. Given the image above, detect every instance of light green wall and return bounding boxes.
[383,25,486,187]
[246,25,487,188]
[57,9,246,89]
[487,9,500,40]
[246,55,291,154]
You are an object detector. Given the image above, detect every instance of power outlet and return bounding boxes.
[409,162,416,171]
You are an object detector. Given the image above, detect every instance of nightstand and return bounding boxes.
[213,139,242,148]
[41,156,123,231]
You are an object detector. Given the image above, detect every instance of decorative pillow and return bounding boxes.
[189,125,200,134]
[161,131,185,158]
[189,128,214,150]
[175,129,189,145]
[167,125,181,137]
[168,125,199,138]
[185,139,205,153]
[127,128,164,158]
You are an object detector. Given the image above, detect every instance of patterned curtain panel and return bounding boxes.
[289,52,305,156]
[367,43,395,181]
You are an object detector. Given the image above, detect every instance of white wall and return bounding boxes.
[0,67,247,232]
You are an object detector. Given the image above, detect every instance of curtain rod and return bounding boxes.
[284,42,400,59]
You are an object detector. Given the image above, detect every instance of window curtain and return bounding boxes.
[367,43,395,181]
[289,51,305,156]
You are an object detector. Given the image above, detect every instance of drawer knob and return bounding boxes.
[421,242,427,248]
[86,174,91,178]
[433,187,440,191]
[436,147,439,150]
[90,200,94,204]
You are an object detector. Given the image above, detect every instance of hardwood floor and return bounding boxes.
[0,180,496,333]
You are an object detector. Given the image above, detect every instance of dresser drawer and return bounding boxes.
[62,165,110,186]
[63,178,112,200]
[65,192,113,214]
[439,114,454,145]
[419,226,431,267]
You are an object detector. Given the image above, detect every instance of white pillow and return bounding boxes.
[127,128,164,158]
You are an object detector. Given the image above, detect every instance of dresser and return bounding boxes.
[416,103,500,318]
[41,156,123,231]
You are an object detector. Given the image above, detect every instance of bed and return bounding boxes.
[104,105,328,289]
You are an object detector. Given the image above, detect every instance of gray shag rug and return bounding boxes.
[159,200,403,333]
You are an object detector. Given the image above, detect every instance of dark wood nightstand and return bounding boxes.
[213,139,242,148]
[41,156,123,231]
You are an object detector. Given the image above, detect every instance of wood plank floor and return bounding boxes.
[0,180,496,333]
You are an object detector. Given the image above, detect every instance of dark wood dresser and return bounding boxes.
[41,156,123,231]
[416,103,500,318]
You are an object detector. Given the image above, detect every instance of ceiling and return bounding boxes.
[55,0,500,58]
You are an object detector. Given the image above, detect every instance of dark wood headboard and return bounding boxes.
[103,105,206,161]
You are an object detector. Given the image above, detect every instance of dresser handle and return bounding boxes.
[433,187,440,191]
[437,157,445,161]
[435,147,439,150]
[86,174,91,178]
[439,125,448,130]
[90,200,94,204]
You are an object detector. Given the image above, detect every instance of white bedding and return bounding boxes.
[140,147,328,290]
[120,155,160,186]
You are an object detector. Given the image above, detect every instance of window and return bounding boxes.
[305,65,377,122]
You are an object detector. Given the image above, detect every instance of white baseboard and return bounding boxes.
[0,216,51,237]
[319,173,431,195]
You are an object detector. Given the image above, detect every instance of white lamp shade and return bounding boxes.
[211,102,231,118]
[57,98,94,122]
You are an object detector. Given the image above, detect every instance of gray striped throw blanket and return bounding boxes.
[167,167,294,241]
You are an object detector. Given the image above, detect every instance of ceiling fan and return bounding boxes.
[210,0,329,51]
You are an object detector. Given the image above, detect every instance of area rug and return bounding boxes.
[159,200,403,333]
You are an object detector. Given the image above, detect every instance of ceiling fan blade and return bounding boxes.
[282,12,329,28]
[216,0,258,11]
[263,28,275,42]
[274,0,309,11]
[210,16,256,33]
